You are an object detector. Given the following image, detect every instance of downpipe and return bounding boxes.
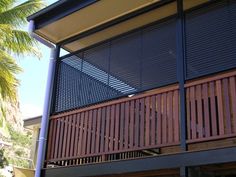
[28,20,57,177]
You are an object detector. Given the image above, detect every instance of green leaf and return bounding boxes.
[0,0,44,102]
[0,0,45,27]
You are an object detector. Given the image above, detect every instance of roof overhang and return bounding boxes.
[23,116,42,129]
[28,0,209,52]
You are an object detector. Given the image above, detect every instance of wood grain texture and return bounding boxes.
[46,70,236,165]
[105,106,111,152]
[151,96,156,145]
[129,100,135,148]
[145,97,150,146]
[124,102,129,149]
[162,93,167,144]
[222,78,231,134]
[196,85,203,138]
[157,94,162,144]
[216,80,224,135]
[209,82,217,136]
[202,83,210,138]
[140,98,145,147]
[173,90,179,142]
[229,77,236,133]
[46,120,53,160]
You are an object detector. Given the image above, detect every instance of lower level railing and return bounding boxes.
[46,84,180,166]
[45,70,236,167]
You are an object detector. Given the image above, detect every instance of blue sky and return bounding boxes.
[18,0,57,119]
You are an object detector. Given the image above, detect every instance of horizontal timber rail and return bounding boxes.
[46,84,180,167]
[50,84,179,119]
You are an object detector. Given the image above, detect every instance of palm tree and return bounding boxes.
[0,0,44,102]
[0,0,44,130]
[0,1,45,166]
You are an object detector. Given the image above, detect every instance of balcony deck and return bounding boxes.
[45,69,236,168]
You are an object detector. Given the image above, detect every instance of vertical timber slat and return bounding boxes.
[100,108,106,153]
[119,103,125,150]
[86,110,93,154]
[210,82,217,136]
[196,85,203,138]
[91,110,97,154]
[140,98,145,147]
[202,83,210,138]
[216,80,225,135]
[53,119,60,159]
[124,102,129,149]
[46,120,53,160]
[110,105,115,151]
[73,113,80,157]
[167,92,173,143]
[114,104,120,151]
[82,111,88,155]
[190,86,197,140]
[162,93,167,144]
[129,100,135,148]
[105,106,110,153]
[62,116,68,158]
[95,108,101,154]
[186,88,191,140]
[78,112,84,155]
[222,78,231,134]
[145,97,150,146]
[151,96,156,145]
[173,90,179,142]
[66,115,72,157]
[69,115,76,158]
[135,100,140,147]
[157,94,162,144]
[229,77,236,133]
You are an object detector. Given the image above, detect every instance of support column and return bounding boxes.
[176,0,186,152]
[180,166,188,177]
[176,0,188,176]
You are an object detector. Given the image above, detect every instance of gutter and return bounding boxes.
[29,20,58,177]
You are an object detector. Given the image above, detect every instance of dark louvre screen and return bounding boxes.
[54,18,177,113]
[185,0,236,79]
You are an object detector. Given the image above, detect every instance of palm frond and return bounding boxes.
[0,0,44,102]
[1,29,41,58]
[0,0,16,13]
[0,49,22,101]
[0,0,45,27]
[0,24,12,38]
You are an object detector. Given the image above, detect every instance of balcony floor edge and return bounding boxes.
[42,146,236,177]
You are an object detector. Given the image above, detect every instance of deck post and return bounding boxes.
[176,0,186,153]
[176,0,188,176]
[180,166,188,177]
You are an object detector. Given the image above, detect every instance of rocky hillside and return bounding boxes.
[5,100,23,132]
[0,96,32,176]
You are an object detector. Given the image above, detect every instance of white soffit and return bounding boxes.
[36,0,162,43]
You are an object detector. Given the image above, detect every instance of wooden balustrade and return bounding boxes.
[46,85,180,164]
[45,70,236,167]
[185,71,236,142]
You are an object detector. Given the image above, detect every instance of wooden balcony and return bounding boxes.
[45,70,236,168]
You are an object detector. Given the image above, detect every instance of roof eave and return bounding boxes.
[27,0,98,30]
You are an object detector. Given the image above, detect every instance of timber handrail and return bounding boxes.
[51,84,179,119]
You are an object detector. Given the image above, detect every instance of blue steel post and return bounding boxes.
[176,0,188,176]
